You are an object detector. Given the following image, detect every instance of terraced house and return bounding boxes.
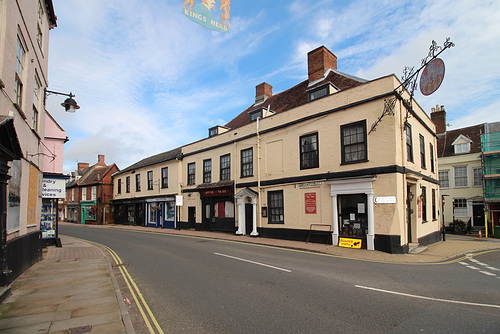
[113,46,441,253]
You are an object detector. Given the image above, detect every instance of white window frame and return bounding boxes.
[472,167,483,187]
[82,187,87,200]
[91,186,96,200]
[439,170,450,189]
[454,166,468,188]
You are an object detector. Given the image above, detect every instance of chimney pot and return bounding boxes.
[430,105,447,134]
[308,46,337,83]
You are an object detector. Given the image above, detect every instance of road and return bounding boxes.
[60,224,500,333]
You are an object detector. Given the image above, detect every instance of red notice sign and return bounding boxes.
[305,193,317,214]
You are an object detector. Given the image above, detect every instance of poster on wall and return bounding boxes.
[305,193,317,214]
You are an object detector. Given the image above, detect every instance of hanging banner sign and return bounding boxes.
[420,58,445,96]
[182,0,230,32]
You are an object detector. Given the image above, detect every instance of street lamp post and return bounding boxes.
[44,89,80,112]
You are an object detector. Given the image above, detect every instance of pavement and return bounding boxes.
[0,223,499,334]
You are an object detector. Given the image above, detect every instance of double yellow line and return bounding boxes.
[86,239,164,334]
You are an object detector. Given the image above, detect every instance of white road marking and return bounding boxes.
[466,265,480,270]
[479,271,496,276]
[487,266,500,271]
[214,252,292,273]
[355,285,500,309]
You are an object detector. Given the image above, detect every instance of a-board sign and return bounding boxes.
[338,238,362,249]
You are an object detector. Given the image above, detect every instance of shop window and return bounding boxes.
[165,202,175,221]
[241,148,253,177]
[420,134,426,169]
[220,154,231,181]
[454,166,468,187]
[214,201,234,218]
[161,167,168,188]
[135,173,141,191]
[84,205,96,221]
[147,171,153,190]
[188,163,196,185]
[127,205,135,224]
[7,160,21,231]
[300,133,319,169]
[149,204,158,223]
[203,159,212,183]
[439,170,449,188]
[339,194,367,237]
[406,123,413,163]
[268,190,284,224]
[341,120,367,164]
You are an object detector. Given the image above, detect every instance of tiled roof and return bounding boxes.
[78,164,117,186]
[224,70,365,130]
[437,123,484,158]
[115,147,183,175]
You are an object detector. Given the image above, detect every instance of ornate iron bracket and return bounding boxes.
[369,38,455,134]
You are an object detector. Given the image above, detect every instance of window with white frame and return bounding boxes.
[187,163,196,185]
[91,186,96,200]
[454,142,470,154]
[454,166,468,187]
[15,34,26,107]
[36,0,44,48]
[439,170,450,188]
[161,167,168,188]
[147,171,153,190]
[453,198,467,217]
[203,159,212,183]
[82,187,87,200]
[472,167,483,187]
[220,154,231,181]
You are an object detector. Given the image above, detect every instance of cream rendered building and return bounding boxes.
[113,46,441,253]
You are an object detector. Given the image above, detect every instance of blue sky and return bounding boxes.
[46,0,500,173]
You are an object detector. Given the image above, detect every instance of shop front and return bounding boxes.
[145,197,177,229]
[80,200,97,224]
[328,177,375,250]
[114,200,145,226]
[199,185,235,232]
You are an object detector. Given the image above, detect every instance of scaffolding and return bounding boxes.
[481,131,500,237]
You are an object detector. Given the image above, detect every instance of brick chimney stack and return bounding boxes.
[255,82,272,103]
[97,154,105,166]
[308,46,337,83]
[78,162,89,171]
[430,105,446,134]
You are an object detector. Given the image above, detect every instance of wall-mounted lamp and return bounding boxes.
[44,89,80,112]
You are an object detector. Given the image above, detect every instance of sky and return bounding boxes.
[46,0,500,174]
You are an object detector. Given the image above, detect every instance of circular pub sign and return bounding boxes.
[419,58,445,96]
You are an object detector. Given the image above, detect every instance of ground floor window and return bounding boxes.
[268,190,284,224]
[127,205,135,224]
[338,194,367,237]
[68,207,78,220]
[165,201,175,221]
[214,200,234,218]
[454,198,467,217]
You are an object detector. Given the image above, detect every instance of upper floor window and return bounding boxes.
[135,174,141,191]
[126,176,130,193]
[147,171,153,190]
[32,107,39,132]
[308,86,329,101]
[15,35,26,107]
[439,170,450,188]
[82,187,87,200]
[117,179,121,194]
[406,123,413,163]
[203,159,212,183]
[341,120,367,164]
[249,110,262,123]
[300,133,319,169]
[91,186,96,200]
[209,127,218,137]
[187,163,196,185]
[220,154,231,181]
[454,166,468,187]
[452,135,472,154]
[33,74,41,110]
[161,167,168,188]
[72,188,74,201]
[472,167,483,187]
[420,134,426,169]
[241,148,253,177]
[37,0,44,48]
[430,143,435,173]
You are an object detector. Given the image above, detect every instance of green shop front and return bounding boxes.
[80,200,97,224]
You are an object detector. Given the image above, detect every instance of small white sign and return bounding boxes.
[374,196,397,204]
[175,195,183,206]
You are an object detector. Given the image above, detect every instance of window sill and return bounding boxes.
[240,175,254,178]
[341,159,368,166]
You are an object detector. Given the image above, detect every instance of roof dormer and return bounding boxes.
[451,134,472,154]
